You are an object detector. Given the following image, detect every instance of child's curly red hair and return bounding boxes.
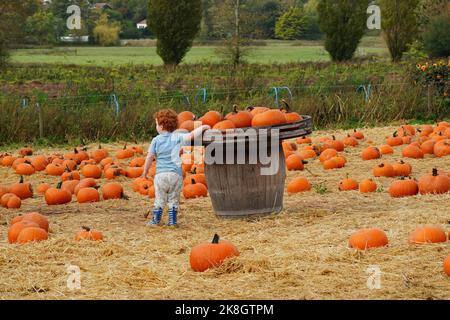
[155,109,178,133]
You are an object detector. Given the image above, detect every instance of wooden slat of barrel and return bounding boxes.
[205,143,286,217]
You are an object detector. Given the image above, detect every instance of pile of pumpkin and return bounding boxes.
[284,123,450,196]
[177,101,303,132]
[349,226,450,277]
[0,145,146,209]
[7,211,103,244]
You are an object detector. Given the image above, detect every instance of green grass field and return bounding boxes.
[11,39,388,66]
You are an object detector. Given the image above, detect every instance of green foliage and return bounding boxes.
[25,10,58,45]
[0,0,40,67]
[423,15,450,58]
[275,7,307,40]
[379,0,421,62]
[0,60,445,143]
[93,13,121,46]
[317,0,370,61]
[412,60,449,104]
[148,0,202,66]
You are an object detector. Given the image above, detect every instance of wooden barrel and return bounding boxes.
[201,116,313,217]
[205,142,286,217]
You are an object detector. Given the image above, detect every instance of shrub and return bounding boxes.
[423,15,450,58]
[275,7,307,40]
[148,0,202,66]
[93,14,121,46]
[317,0,370,62]
[379,0,421,62]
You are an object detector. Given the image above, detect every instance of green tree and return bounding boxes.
[423,15,450,58]
[25,10,58,45]
[379,0,421,62]
[93,13,121,46]
[148,0,202,66]
[275,7,307,40]
[317,0,370,62]
[0,1,40,67]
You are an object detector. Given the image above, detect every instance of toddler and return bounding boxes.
[142,109,209,226]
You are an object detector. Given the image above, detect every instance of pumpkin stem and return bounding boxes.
[74,148,78,154]
[82,226,91,232]
[19,175,24,184]
[281,99,291,112]
[302,160,308,165]
[191,178,196,185]
[432,168,438,176]
[123,143,127,150]
[121,192,129,200]
[246,106,254,112]
[65,165,71,172]
[99,144,102,150]
[191,167,197,175]
[212,234,220,244]
[57,181,63,189]
[332,135,336,141]
[393,131,398,137]
[232,104,238,114]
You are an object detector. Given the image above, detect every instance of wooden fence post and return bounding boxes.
[36,102,44,139]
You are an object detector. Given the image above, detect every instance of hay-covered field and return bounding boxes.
[0,125,449,300]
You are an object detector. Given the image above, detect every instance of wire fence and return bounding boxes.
[0,81,447,143]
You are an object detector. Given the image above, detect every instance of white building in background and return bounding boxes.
[136,19,147,29]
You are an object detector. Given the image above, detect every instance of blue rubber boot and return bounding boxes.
[148,208,163,226]
[168,207,178,227]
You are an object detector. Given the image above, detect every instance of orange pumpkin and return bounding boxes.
[225,105,253,128]
[45,182,72,205]
[373,163,395,177]
[177,111,196,127]
[30,155,48,171]
[402,145,424,159]
[129,157,145,167]
[116,144,135,160]
[351,129,365,140]
[5,195,21,209]
[296,136,312,145]
[418,169,450,195]
[61,168,81,181]
[81,164,102,179]
[199,111,223,128]
[386,133,404,147]
[359,179,377,193]
[62,180,80,195]
[75,226,104,241]
[46,163,65,176]
[339,177,358,191]
[183,179,208,199]
[343,135,359,147]
[280,100,303,123]
[19,147,33,157]
[361,147,381,161]
[247,106,269,117]
[189,234,240,272]
[91,145,109,163]
[433,139,450,157]
[1,193,16,207]
[251,109,286,127]
[22,212,49,231]
[286,154,306,171]
[444,254,450,277]
[379,145,394,155]
[213,120,236,131]
[16,227,48,244]
[77,187,100,203]
[319,149,338,163]
[102,182,126,200]
[10,176,33,200]
[420,139,436,154]
[15,163,35,176]
[287,177,311,193]
[389,178,418,198]
[8,221,40,244]
[1,155,17,167]
[349,229,388,250]
[409,226,447,244]
[392,160,412,177]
